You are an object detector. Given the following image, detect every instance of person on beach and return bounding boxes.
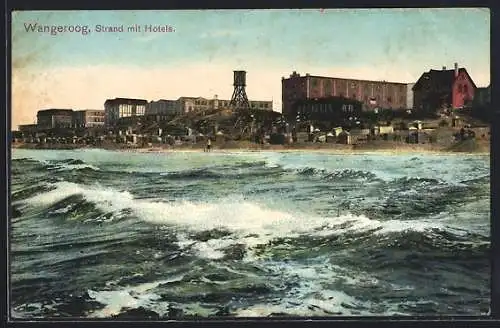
[206,138,211,152]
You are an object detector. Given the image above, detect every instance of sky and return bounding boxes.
[11,9,490,127]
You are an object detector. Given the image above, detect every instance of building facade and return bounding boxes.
[37,109,74,129]
[282,72,407,118]
[104,98,147,126]
[176,97,198,113]
[146,99,178,115]
[176,96,273,114]
[474,85,491,107]
[293,97,363,125]
[73,110,105,128]
[18,124,38,135]
[412,63,477,112]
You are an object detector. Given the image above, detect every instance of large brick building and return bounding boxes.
[282,72,408,119]
[412,63,477,112]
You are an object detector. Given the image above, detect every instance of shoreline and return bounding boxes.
[11,142,490,156]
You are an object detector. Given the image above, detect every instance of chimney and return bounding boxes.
[442,66,446,70]
[454,62,458,77]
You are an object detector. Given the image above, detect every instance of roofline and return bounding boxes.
[283,74,409,85]
[412,67,478,90]
[37,109,73,113]
[104,98,148,104]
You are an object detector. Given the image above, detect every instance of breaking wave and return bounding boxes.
[10,150,490,318]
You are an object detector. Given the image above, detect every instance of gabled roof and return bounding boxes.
[412,68,477,91]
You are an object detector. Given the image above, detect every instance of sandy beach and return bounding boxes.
[12,139,489,155]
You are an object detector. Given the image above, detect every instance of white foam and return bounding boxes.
[21,181,451,262]
[87,275,184,318]
[50,163,101,171]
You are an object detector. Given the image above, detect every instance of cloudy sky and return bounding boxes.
[12,9,490,128]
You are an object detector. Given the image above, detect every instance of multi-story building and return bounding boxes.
[37,109,74,129]
[177,95,273,114]
[282,71,408,119]
[104,98,147,126]
[412,63,477,112]
[146,99,178,115]
[73,109,105,128]
[18,124,38,136]
[176,97,198,113]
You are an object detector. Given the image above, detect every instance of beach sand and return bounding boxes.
[11,139,490,155]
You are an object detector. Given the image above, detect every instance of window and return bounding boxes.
[458,85,463,93]
[387,97,392,103]
[464,85,468,93]
[352,94,357,99]
[324,80,331,91]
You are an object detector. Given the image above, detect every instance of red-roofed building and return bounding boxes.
[412,63,477,112]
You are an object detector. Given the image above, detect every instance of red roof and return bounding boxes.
[412,68,477,91]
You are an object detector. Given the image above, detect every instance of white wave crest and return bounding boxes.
[21,181,448,260]
[87,275,184,318]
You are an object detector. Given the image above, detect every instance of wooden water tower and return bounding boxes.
[229,70,250,109]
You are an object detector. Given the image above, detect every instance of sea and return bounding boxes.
[10,148,490,319]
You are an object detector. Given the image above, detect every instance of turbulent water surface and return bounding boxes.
[10,149,490,318]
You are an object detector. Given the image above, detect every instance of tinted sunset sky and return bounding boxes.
[12,9,490,127]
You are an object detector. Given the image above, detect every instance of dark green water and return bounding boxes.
[10,149,490,318]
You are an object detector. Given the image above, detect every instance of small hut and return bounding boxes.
[337,130,351,145]
[215,131,225,143]
[326,132,336,143]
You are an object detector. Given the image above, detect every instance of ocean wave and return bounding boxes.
[287,166,380,182]
[17,181,481,262]
[12,157,101,173]
[160,168,222,180]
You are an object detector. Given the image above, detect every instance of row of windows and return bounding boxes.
[74,117,105,124]
[312,79,406,92]
[298,104,356,113]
